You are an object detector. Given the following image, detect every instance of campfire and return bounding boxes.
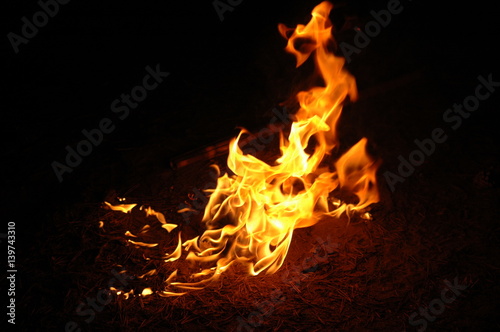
[14,0,499,330]
[104,1,379,298]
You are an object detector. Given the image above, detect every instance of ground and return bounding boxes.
[3,0,499,331]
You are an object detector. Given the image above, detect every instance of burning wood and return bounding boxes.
[169,72,422,170]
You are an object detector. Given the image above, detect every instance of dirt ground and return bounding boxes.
[4,0,499,331]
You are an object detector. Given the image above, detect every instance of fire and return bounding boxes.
[105,1,379,297]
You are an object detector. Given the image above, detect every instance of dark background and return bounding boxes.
[2,0,499,330]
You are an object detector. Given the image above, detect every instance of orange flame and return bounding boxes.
[107,1,379,297]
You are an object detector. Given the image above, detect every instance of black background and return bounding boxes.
[2,0,499,329]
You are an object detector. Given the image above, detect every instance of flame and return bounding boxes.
[104,202,137,213]
[137,270,157,279]
[141,288,153,296]
[127,239,159,248]
[105,1,379,297]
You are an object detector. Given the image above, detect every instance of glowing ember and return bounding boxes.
[105,1,379,297]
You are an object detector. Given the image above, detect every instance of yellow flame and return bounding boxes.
[106,1,379,297]
[138,270,157,279]
[142,206,167,224]
[159,290,187,297]
[104,202,137,213]
[164,232,183,262]
[178,207,196,213]
[141,288,153,296]
[162,224,178,233]
[127,240,158,248]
